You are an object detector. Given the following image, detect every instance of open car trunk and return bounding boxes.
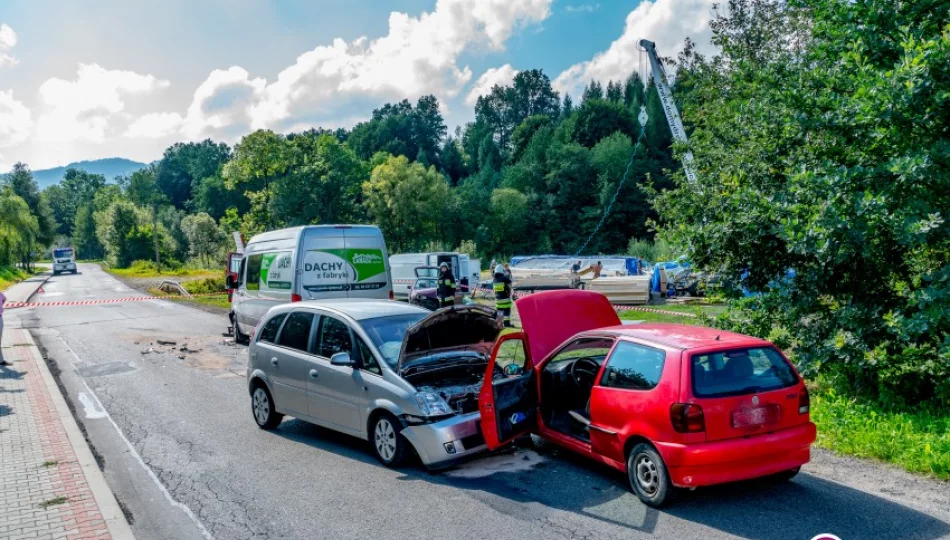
[398,305,503,414]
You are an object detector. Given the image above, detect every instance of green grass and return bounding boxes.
[0,266,33,291]
[105,261,218,279]
[618,309,711,325]
[811,388,950,480]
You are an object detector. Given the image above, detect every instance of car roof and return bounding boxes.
[587,323,770,350]
[282,299,428,321]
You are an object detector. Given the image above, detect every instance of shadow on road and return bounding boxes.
[270,419,949,540]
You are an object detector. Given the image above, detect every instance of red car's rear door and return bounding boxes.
[479,333,536,449]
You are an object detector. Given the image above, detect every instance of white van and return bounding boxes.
[230,225,393,342]
[390,252,480,299]
[52,247,77,275]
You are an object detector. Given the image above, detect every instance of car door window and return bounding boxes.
[600,341,665,390]
[495,338,528,376]
[355,338,381,376]
[548,337,615,365]
[245,254,262,291]
[257,313,286,343]
[317,316,353,359]
[276,312,315,352]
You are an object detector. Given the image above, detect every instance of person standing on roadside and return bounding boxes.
[493,264,513,328]
[437,263,457,308]
[0,289,8,366]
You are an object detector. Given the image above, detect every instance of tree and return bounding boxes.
[154,140,231,210]
[473,69,560,153]
[571,99,637,148]
[347,96,446,168]
[0,190,39,267]
[657,0,950,407]
[181,212,225,266]
[484,188,530,256]
[6,163,55,266]
[73,204,103,260]
[440,137,467,186]
[362,155,451,252]
[44,168,107,236]
[605,80,623,102]
[582,80,603,101]
[270,133,366,226]
[223,130,291,230]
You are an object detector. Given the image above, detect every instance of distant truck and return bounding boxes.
[228,225,393,343]
[52,247,77,275]
[389,252,480,299]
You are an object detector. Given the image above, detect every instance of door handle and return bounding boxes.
[309,369,319,378]
[270,358,279,366]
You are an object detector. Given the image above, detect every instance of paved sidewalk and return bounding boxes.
[2,274,134,540]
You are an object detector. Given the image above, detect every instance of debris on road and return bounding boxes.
[157,340,177,346]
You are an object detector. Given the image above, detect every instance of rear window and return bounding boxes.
[690,347,799,398]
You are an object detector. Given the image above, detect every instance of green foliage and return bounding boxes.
[155,140,231,209]
[811,387,950,480]
[348,96,446,169]
[362,155,451,252]
[658,0,950,407]
[0,266,32,291]
[182,277,226,294]
[44,168,106,237]
[181,212,226,267]
[627,238,673,263]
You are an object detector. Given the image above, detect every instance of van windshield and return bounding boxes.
[53,248,73,259]
[690,347,799,398]
[359,313,427,367]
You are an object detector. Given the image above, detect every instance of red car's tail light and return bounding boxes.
[671,403,705,433]
[389,290,394,300]
[291,293,302,302]
[799,386,810,414]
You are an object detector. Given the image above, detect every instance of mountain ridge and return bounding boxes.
[2,158,149,189]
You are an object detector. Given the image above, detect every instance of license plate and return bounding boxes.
[732,405,780,428]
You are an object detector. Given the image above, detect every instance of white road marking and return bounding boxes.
[56,334,215,540]
[78,392,108,419]
[445,449,546,479]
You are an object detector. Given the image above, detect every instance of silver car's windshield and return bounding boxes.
[360,313,427,367]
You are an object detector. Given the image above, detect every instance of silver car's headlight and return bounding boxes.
[414,392,452,416]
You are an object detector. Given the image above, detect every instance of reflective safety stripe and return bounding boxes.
[496,300,513,309]
[493,282,505,292]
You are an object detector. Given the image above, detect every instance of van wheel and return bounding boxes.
[371,413,409,467]
[251,385,283,429]
[234,322,250,345]
[628,443,676,508]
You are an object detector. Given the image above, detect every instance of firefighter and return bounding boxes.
[437,263,457,308]
[493,264,513,327]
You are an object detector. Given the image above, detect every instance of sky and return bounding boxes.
[0,0,718,171]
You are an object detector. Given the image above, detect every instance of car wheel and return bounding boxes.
[371,413,409,467]
[628,443,675,508]
[251,385,283,430]
[234,321,250,345]
[72,269,78,274]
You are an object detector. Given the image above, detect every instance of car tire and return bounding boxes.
[234,322,250,345]
[72,269,78,274]
[370,413,409,467]
[628,443,676,508]
[251,385,283,430]
[53,271,59,276]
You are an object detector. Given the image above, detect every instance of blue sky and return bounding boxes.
[0,0,717,170]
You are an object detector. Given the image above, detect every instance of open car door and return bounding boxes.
[478,333,536,449]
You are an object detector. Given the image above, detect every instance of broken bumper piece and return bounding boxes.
[400,411,486,468]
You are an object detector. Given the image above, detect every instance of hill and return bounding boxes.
[15,158,149,189]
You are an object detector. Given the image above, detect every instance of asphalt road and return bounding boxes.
[7,263,950,540]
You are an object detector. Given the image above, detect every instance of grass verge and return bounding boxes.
[107,265,218,279]
[811,388,950,480]
[0,266,34,291]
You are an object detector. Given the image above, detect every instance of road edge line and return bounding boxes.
[24,330,137,540]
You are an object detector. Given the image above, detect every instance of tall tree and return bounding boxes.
[155,139,231,209]
[45,168,107,237]
[223,130,291,230]
[6,163,55,264]
[473,69,560,153]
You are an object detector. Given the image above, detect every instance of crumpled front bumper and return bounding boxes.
[400,412,486,468]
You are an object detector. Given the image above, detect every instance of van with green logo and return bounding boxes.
[230,225,393,342]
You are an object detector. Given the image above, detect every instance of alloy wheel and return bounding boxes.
[252,388,270,425]
[374,418,396,462]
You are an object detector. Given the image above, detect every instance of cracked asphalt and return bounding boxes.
[7,264,950,540]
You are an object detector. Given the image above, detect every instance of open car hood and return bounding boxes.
[398,305,503,372]
[516,290,620,363]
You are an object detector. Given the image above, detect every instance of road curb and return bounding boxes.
[24,270,53,302]
[20,329,137,540]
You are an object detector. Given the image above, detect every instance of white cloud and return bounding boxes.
[125,112,183,139]
[35,63,170,144]
[181,66,265,139]
[465,64,519,106]
[0,23,19,68]
[554,0,717,96]
[179,0,551,139]
[565,3,601,13]
[0,89,32,147]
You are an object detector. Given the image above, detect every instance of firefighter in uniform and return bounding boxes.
[437,263,457,308]
[493,264,513,327]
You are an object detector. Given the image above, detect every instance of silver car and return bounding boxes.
[246,300,503,468]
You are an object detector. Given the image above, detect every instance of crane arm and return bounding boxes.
[639,39,697,183]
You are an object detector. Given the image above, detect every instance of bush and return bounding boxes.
[182,277,226,295]
[626,238,672,264]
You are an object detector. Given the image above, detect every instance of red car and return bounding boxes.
[477,290,816,507]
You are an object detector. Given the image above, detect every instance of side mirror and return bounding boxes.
[330,352,355,368]
[226,274,235,289]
